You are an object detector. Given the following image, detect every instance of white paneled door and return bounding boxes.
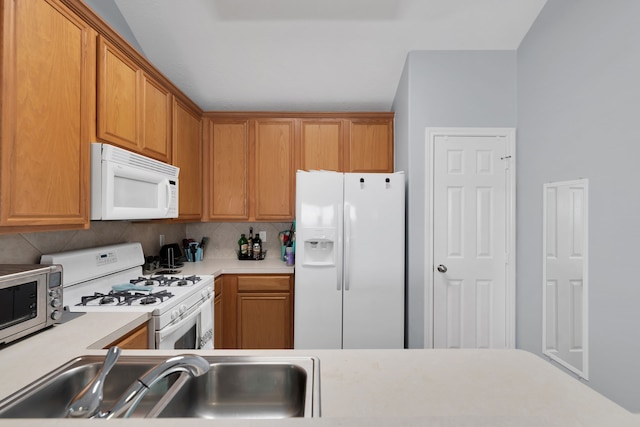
[543,179,588,379]
[430,129,515,349]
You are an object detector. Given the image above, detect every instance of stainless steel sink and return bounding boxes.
[0,355,320,419]
[157,357,316,418]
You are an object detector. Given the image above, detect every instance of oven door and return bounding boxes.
[155,298,214,350]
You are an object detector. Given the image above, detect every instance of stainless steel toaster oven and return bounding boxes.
[0,264,63,345]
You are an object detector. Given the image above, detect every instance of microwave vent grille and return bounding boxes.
[109,147,179,178]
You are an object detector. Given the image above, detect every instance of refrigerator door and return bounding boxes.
[342,172,405,349]
[294,171,344,349]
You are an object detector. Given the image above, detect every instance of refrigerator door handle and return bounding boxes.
[344,202,351,291]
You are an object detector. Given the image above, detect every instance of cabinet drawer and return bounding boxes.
[237,276,290,292]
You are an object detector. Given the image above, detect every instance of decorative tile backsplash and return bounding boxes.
[186,222,293,259]
[0,221,294,264]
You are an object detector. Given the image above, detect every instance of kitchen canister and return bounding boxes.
[186,243,203,262]
[285,246,294,266]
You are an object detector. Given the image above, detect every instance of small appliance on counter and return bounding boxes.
[0,264,63,346]
[159,244,185,271]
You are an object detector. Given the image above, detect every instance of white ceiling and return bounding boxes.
[113,0,547,112]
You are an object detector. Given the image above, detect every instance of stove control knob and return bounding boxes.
[51,298,62,309]
[180,304,187,314]
[201,288,212,299]
[171,310,180,320]
[51,310,62,321]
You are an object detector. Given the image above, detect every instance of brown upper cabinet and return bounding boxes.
[252,119,296,221]
[205,119,250,220]
[0,0,95,231]
[204,117,296,221]
[173,99,203,221]
[1,0,203,233]
[346,118,394,173]
[97,36,172,163]
[299,116,394,173]
[299,119,344,171]
[204,113,393,222]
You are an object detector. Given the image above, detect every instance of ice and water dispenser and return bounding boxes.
[300,228,336,266]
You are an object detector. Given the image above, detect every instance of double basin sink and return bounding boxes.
[0,354,320,419]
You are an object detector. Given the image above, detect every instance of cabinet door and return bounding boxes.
[97,36,139,151]
[236,275,293,349]
[173,99,202,220]
[299,119,343,171]
[105,322,149,349]
[346,118,394,172]
[221,274,239,348]
[237,293,292,349]
[0,0,94,228]
[252,119,295,220]
[141,73,172,162]
[207,120,250,220]
[214,276,223,349]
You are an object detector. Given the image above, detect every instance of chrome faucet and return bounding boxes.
[66,347,210,419]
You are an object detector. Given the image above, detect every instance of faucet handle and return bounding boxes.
[66,346,122,418]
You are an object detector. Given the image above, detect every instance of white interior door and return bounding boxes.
[543,179,588,379]
[430,129,515,349]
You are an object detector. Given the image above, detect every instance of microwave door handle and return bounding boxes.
[165,181,172,211]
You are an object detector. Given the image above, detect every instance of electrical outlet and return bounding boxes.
[159,234,165,247]
[259,231,267,242]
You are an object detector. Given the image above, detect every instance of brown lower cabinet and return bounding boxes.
[214,275,224,349]
[218,274,294,349]
[105,322,149,349]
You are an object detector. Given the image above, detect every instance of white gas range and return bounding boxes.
[40,243,214,350]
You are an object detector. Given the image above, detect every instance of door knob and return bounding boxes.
[437,264,447,273]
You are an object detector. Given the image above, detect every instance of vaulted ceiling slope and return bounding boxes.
[109,0,547,112]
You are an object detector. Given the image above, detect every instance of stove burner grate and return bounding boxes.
[128,274,201,287]
[76,289,174,306]
[79,291,126,306]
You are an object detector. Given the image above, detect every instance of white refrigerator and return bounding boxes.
[294,170,405,349]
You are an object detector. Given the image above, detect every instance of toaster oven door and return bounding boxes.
[0,275,48,345]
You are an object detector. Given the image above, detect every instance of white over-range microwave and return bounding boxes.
[91,143,179,220]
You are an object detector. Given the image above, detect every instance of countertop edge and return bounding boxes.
[173,257,294,276]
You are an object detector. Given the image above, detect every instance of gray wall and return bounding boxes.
[517,0,640,412]
[83,0,145,55]
[392,51,517,348]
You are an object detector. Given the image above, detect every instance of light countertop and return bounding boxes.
[169,257,294,277]
[0,277,636,426]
